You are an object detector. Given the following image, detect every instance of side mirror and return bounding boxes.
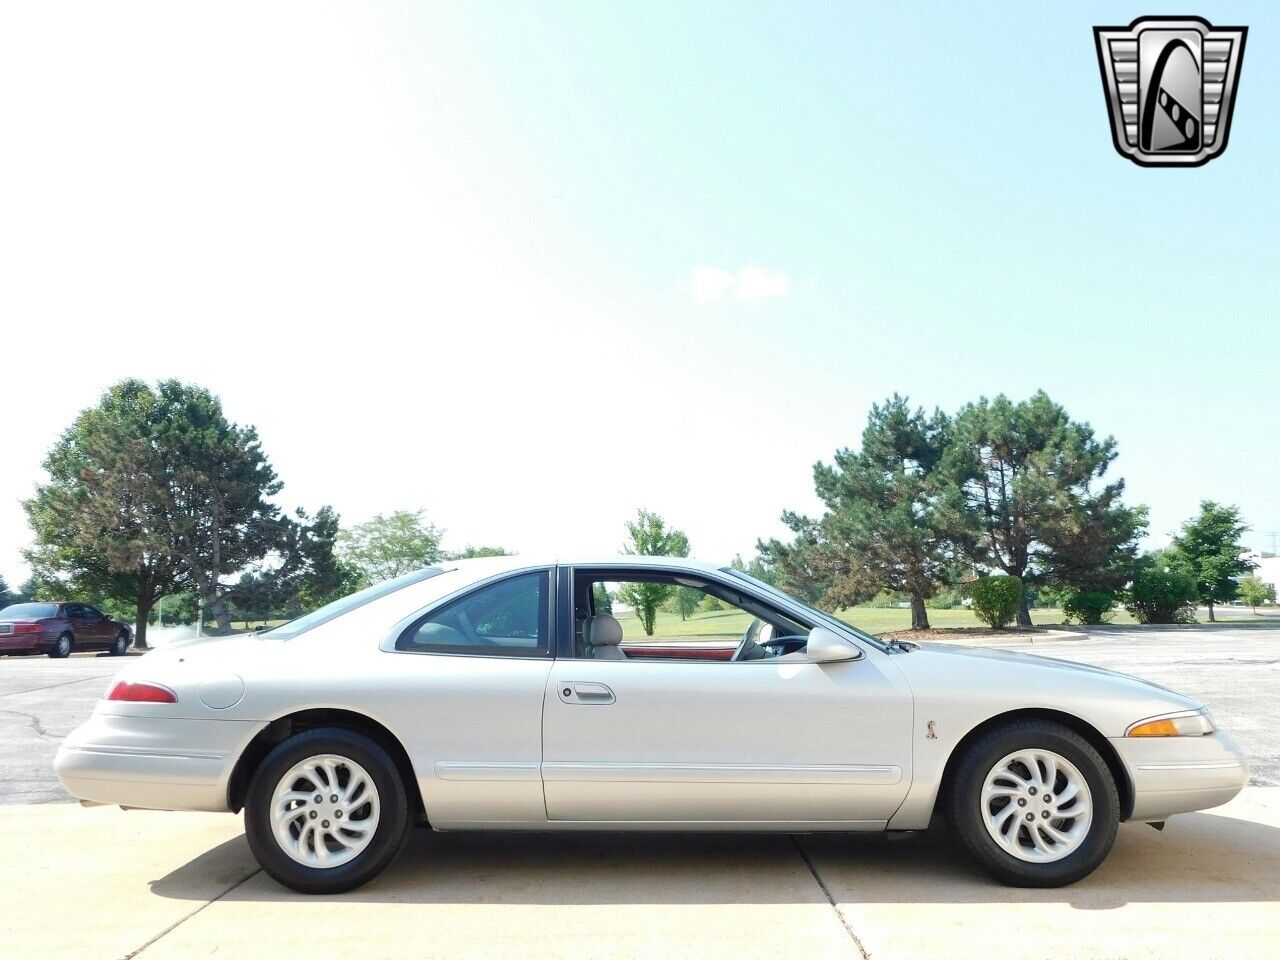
[805,625,862,663]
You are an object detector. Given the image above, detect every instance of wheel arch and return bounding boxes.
[227,708,426,823]
[938,708,1134,821]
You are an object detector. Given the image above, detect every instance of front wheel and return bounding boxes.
[244,728,410,894]
[949,719,1119,887]
[49,633,73,659]
[109,631,130,656]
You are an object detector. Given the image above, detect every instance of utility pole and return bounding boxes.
[196,595,203,639]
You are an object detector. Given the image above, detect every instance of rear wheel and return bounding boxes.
[245,728,409,894]
[49,633,73,659]
[948,719,1119,887]
[109,631,129,656]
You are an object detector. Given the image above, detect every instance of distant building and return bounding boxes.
[1243,552,1279,598]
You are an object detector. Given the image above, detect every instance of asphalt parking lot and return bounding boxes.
[2,626,1278,959]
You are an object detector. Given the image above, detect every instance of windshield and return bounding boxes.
[720,568,889,652]
[261,568,445,640]
[0,602,59,620]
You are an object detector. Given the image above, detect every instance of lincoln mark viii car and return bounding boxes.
[55,556,1247,893]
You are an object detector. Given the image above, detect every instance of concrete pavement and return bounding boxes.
[3,789,1278,960]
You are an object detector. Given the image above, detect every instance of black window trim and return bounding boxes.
[386,567,556,660]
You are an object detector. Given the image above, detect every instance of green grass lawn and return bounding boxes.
[612,604,1143,638]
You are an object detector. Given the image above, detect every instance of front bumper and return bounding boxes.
[55,711,263,812]
[1112,730,1248,821]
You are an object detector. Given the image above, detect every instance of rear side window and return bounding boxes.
[396,571,550,657]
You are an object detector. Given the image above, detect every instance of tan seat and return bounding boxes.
[583,614,626,660]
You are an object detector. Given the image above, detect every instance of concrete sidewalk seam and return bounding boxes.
[120,866,262,960]
[792,835,870,960]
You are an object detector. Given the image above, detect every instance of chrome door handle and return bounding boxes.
[557,682,615,704]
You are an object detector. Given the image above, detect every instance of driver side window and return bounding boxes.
[575,572,808,662]
[396,570,551,657]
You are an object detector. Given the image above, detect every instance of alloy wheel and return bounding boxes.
[980,748,1093,863]
[270,754,381,868]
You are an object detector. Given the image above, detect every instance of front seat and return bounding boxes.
[583,614,626,660]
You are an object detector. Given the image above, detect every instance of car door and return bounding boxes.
[63,604,88,643]
[375,567,556,828]
[541,566,914,826]
[81,606,109,647]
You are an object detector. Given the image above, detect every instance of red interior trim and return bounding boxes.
[620,644,735,661]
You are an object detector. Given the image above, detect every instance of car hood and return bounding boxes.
[908,641,1192,701]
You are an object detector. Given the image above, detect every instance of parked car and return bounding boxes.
[0,602,132,658]
[55,556,1246,893]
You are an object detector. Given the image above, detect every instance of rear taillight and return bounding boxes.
[11,624,44,634]
[106,681,177,703]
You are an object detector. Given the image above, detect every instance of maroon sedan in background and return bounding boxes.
[0,602,132,658]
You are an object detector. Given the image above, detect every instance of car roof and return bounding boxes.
[436,555,730,578]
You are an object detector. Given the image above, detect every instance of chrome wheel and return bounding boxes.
[270,754,381,868]
[980,748,1092,863]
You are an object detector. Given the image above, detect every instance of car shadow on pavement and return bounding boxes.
[150,809,1280,908]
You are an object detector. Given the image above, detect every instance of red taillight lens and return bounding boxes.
[106,681,177,703]
[12,623,44,634]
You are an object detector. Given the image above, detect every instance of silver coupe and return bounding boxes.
[56,556,1247,893]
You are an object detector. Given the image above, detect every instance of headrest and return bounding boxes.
[583,614,623,647]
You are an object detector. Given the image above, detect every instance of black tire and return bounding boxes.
[49,633,73,659]
[109,631,130,656]
[948,719,1119,887]
[244,727,410,894]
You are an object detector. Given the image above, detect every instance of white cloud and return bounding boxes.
[691,264,790,304]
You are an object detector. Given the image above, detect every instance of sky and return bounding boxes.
[1,1,1277,588]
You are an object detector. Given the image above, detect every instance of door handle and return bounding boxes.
[557,682,615,705]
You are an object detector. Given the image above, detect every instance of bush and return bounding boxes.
[1125,567,1197,624]
[970,575,1023,629]
[1061,588,1117,625]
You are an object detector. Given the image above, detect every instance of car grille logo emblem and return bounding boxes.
[1094,16,1247,166]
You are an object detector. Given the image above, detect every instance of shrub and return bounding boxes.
[970,575,1023,629]
[1061,588,1117,625]
[1125,567,1197,624]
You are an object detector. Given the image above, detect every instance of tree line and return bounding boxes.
[8,381,1269,645]
[754,392,1265,629]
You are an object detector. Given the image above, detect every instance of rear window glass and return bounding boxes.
[0,603,58,619]
[263,568,446,640]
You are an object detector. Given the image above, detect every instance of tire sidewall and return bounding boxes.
[111,632,129,656]
[245,728,409,894]
[51,634,73,658]
[952,722,1119,887]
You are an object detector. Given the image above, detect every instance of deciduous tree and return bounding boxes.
[24,381,190,648]
[1170,502,1253,622]
[619,509,689,635]
[1238,574,1275,613]
[339,510,444,585]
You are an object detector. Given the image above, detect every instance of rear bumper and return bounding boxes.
[1113,731,1248,821]
[0,633,52,654]
[55,711,263,812]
